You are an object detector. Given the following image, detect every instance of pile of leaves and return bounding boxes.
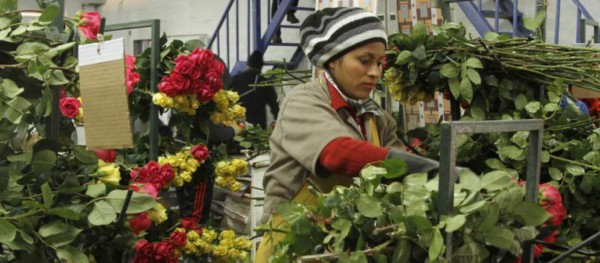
[385,22,600,261]
[264,160,555,262]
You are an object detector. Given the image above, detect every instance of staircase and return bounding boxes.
[207,0,313,76]
[443,0,598,43]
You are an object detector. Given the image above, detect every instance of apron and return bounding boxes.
[254,116,381,262]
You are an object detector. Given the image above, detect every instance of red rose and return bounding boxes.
[194,49,214,67]
[77,11,101,40]
[169,72,191,93]
[191,145,209,162]
[211,59,225,76]
[205,70,222,87]
[158,77,178,97]
[154,241,176,262]
[190,80,209,94]
[180,217,197,230]
[145,161,161,176]
[93,149,117,162]
[134,239,149,252]
[59,97,81,118]
[125,55,140,95]
[169,231,187,247]
[128,212,152,235]
[159,164,175,183]
[130,183,159,199]
[59,86,66,99]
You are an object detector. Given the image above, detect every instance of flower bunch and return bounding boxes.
[130,161,176,190]
[153,48,224,114]
[210,89,246,125]
[76,11,101,41]
[158,144,210,187]
[214,159,248,192]
[133,239,179,263]
[177,227,251,260]
[532,183,567,258]
[59,97,83,122]
[126,55,141,95]
[96,160,121,186]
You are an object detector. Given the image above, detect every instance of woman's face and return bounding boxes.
[327,41,386,100]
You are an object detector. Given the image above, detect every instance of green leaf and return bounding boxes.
[45,70,69,85]
[484,32,500,42]
[583,152,600,166]
[356,195,382,218]
[38,3,59,25]
[105,190,157,214]
[428,228,445,261]
[0,218,18,242]
[514,94,527,110]
[465,57,483,69]
[470,106,485,120]
[88,200,117,226]
[57,246,90,263]
[497,145,524,161]
[0,78,23,99]
[543,102,560,113]
[4,96,31,124]
[466,69,481,85]
[440,63,459,78]
[448,77,460,99]
[481,170,512,191]
[514,226,538,241]
[391,239,411,263]
[459,170,481,191]
[380,159,407,179]
[184,39,205,51]
[411,22,428,44]
[31,150,57,172]
[73,146,98,164]
[7,151,32,163]
[395,50,412,65]
[484,74,498,86]
[39,221,71,237]
[566,164,585,176]
[460,78,473,103]
[49,42,75,56]
[481,226,515,250]
[511,131,529,148]
[49,208,80,220]
[41,182,54,208]
[40,223,82,247]
[411,45,426,60]
[524,11,546,31]
[16,42,50,57]
[445,214,466,232]
[485,158,506,170]
[514,202,550,226]
[86,183,106,198]
[459,200,486,214]
[477,203,499,232]
[549,167,563,180]
[35,88,53,117]
[525,101,541,115]
[453,242,490,262]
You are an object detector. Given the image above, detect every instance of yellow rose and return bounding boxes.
[202,229,217,243]
[210,112,224,124]
[219,230,235,240]
[215,176,227,187]
[234,237,253,250]
[148,203,168,224]
[97,160,121,186]
[226,91,240,103]
[232,104,246,118]
[187,229,200,241]
[212,245,228,257]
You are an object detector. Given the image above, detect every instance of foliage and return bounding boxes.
[265,160,551,262]
[385,22,600,261]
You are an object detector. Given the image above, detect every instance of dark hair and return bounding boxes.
[247,50,264,69]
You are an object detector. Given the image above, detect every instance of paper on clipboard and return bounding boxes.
[78,38,133,149]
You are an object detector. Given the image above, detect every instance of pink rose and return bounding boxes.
[77,11,101,40]
[168,72,191,94]
[128,212,152,235]
[59,97,81,118]
[188,64,203,80]
[196,88,215,103]
[158,76,178,97]
[125,55,140,95]
[191,145,209,162]
[175,59,194,76]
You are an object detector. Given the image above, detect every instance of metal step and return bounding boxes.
[481,10,513,19]
[280,25,301,29]
[269,42,301,47]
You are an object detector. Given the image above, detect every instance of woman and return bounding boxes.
[256,7,439,261]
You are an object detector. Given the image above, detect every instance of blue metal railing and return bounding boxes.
[552,0,598,44]
[453,0,530,38]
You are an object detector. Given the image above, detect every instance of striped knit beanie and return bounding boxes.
[299,7,387,68]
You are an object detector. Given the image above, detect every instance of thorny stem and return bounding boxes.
[549,155,600,172]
